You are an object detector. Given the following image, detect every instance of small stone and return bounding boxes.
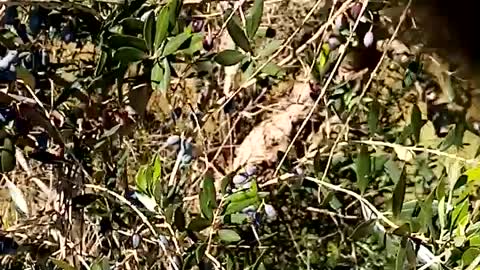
[132,233,141,248]
[241,181,252,189]
[241,205,257,213]
[181,154,192,164]
[328,37,341,50]
[233,174,248,185]
[245,165,256,176]
[363,31,374,48]
[166,135,180,146]
[335,14,346,30]
[350,3,363,19]
[264,204,277,219]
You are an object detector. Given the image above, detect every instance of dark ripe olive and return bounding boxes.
[4,5,18,25]
[191,19,204,32]
[265,27,276,38]
[0,107,16,124]
[14,22,30,44]
[29,8,43,36]
[61,21,75,43]
[202,36,213,51]
[0,70,16,82]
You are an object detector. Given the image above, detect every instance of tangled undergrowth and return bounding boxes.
[1,0,480,269]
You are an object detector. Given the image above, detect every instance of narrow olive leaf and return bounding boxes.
[1,137,15,173]
[395,237,407,270]
[199,187,213,221]
[151,61,163,91]
[94,50,108,76]
[159,58,171,91]
[214,50,245,66]
[204,172,217,208]
[107,34,147,51]
[144,11,155,52]
[349,219,376,240]
[195,243,207,264]
[261,62,285,77]
[155,6,170,51]
[168,0,182,31]
[355,145,371,194]
[6,179,29,217]
[15,66,36,91]
[411,104,422,143]
[368,100,380,135]
[187,216,211,232]
[135,166,148,194]
[258,39,282,57]
[218,229,241,243]
[114,47,147,64]
[392,170,406,219]
[119,18,144,34]
[392,223,411,237]
[246,0,264,39]
[225,9,252,53]
[225,196,258,215]
[162,32,191,56]
[405,239,416,268]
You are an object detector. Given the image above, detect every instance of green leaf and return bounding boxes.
[106,34,147,51]
[368,100,380,135]
[187,216,211,231]
[355,146,371,194]
[180,33,204,55]
[395,237,407,270]
[392,171,406,219]
[159,58,171,92]
[0,137,15,173]
[136,166,148,194]
[214,50,245,66]
[151,61,163,91]
[199,174,216,221]
[349,219,376,240]
[228,213,250,224]
[168,0,182,32]
[392,223,411,237]
[410,104,423,143]
[51,259,76,270]
[153,155,162,182]
[225,196,258,215]
[155,6,170,50]
[225,9,252,53]
[114,47,147,64]
[95,50,108,76]
[218,229,241,243]
[258,39,282,57]
[119,17,144,34]
[462,248,480,267]
[162,32,191,56]
[246,0,264,39]
[16,66,36,91]
[260,62,284,77]
[384,159,403,184]
[204,173,217,208]
[144,10,155,52]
